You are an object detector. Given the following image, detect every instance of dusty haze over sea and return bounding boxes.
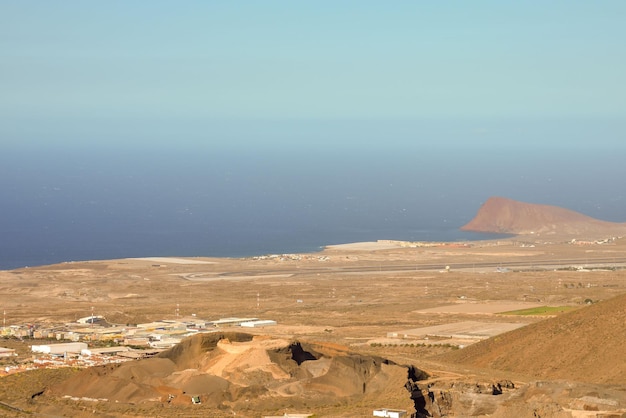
[1,119,624,270]
[3,3,625,270]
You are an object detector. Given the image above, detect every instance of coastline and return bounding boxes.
[324,241,403,251]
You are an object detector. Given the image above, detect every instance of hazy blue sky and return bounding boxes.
[2,1,625,139]
[1,2,626,268]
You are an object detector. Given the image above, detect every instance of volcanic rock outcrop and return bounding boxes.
[461,196,626,238]
[49,332,425,411]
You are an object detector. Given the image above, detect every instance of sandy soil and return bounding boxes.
[2,237,626,416]
[129,257,218,264]
[414,301,544,314]
[393,321,528,340]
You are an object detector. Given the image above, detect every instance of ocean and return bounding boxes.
[1,119,624,270]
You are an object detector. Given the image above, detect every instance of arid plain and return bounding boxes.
[2,233,626,417]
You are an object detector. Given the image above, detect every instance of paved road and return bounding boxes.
[215,257,626,278]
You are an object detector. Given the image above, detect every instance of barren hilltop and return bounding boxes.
[461,196,626,238]
[440,292,626,385]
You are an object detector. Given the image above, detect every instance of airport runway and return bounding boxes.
[211,257,626,279]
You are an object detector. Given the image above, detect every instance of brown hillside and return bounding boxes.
[439,292,626,385]
[461,196,626,238]
[48,332,424,411]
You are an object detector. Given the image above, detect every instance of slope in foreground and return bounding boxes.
[440,292,626,384]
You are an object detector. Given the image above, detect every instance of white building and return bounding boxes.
[240,320,277,328]
[31,342,88,355]
[373,409,407,418]
[76,315,104,324]
[0,347,16,357]
[210,317,258,327]
[81,346,130,356]
[148,337,181,349]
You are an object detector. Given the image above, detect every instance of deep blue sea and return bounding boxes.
[1,119,624,270]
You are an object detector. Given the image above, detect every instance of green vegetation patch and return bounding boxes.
[500,306,577,316]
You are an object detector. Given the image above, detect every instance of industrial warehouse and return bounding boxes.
[1,314,278,375]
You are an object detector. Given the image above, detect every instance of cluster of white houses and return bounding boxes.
[1,316,277,376]
[1,316,277,353]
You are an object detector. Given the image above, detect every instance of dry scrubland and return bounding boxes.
[1,238,626,416]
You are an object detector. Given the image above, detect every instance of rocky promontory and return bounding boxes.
[461,196,626,238]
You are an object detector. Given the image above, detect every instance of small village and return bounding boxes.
[0,314,277,376]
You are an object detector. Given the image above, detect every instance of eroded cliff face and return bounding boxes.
[408,380,517,418]
[48,333,426,412]
[461,196,626,238]
[410,379,626,418]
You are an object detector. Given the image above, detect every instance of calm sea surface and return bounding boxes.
[1,120,624,270]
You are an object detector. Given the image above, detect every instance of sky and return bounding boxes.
[1,2,626,268]
[2,1,626,139]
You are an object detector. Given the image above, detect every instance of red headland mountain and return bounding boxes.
[461,196,626,238]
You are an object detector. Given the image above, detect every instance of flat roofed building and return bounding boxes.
[210,317,258,327]
[123,337,150,347]
[373,409,407,418]
[31,342,88,355]
[0,347,17,357]
[81,346,130,356]
[136,321,174,330]
[149,337,181,349]
[76,315,104,324]
[240,320,277,328]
